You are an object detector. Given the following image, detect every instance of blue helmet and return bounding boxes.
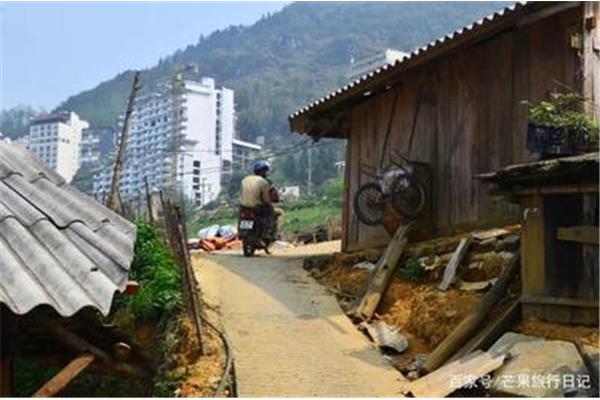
[253,160,270,174]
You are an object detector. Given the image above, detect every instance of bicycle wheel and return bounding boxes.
[354,182,385,226]
[391,177,426,219]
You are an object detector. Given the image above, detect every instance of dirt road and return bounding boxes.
[193,242,404,397]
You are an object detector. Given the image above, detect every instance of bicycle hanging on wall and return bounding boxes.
[353,85,428,226]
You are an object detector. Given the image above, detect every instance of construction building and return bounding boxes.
[93,78,236,206]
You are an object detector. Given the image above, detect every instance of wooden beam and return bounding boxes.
[556,225,599,245]
[351,223,411,321]
[45,321,148,379]
[438,236,473,291]
[516,2,581,27]
[448,299,521,363]
[423,251,520,372]
[521,195,546,297]
[521,295,599,309]
[32,353,95,397]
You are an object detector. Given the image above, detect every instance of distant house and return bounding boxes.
[290,2,599,252]
[0,141,147,396]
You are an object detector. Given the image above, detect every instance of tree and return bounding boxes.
[0,106,43,139]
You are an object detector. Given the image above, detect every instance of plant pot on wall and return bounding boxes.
[526,121,590,160]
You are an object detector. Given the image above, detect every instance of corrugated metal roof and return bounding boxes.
[0,140,136,317]
[289,1,549,127]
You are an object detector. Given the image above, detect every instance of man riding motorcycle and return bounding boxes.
[239,160,283,246]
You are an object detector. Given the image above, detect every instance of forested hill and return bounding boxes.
[55,2,508,142]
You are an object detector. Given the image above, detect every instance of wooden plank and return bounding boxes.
[351,223,411,321]
[583,1,600,121]
[520,195,546,297]
[521,295,599,309]
[409,351,506,398]
[449,299,521,363]
[510,183,600,195]
[557,225,599,245]
[32,354,95,397]
[438,236,473,290]
[423,251,520,372]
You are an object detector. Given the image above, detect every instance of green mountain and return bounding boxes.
[53,2,509,143]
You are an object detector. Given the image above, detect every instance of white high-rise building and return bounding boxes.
[25,112,89,182]
[94,78,236,207]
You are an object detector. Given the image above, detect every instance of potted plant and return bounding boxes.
[525,92,599,159]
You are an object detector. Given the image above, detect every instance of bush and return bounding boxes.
[399,257,426,283]
[113,220,182,323]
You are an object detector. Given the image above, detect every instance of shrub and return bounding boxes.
[399,257,426,283]
[113,220,182,323]
[526,92,599,140]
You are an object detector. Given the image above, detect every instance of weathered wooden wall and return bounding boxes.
[344,6,585,251]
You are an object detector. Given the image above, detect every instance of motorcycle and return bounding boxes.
[238,206,275,257]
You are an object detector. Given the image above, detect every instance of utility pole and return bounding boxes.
[107,71,141,213]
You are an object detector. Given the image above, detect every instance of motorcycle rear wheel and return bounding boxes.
[243,240,256,257]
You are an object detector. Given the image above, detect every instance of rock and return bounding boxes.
[353,261,376,271]
[457,278,496,292]
[489,332,599,397]
[361,320,409,353]
[502,235,520,252]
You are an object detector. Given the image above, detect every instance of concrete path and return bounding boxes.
[193,242,404,397]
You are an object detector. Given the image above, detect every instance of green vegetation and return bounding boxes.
[113,220,182,324]
[526,92,599,140]
[399,257,426,283]
[188,178,343,238]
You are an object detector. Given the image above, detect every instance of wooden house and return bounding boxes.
[480,153,599,326]
[289,1,599,252]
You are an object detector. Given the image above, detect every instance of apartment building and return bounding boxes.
[25,112,89,182]
[79,126,117,166]
[93,78,235,207]
[232,138,262,172]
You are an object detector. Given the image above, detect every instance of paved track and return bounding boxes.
[193,242,404,397]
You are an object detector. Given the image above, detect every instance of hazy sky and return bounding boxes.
[1,1,289,111]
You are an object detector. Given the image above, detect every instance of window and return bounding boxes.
[193,161,200,168]
[193,177,199,183]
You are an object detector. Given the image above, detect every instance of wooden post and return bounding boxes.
[351,223,411,321]
[144,176,154,223]
[521,195,545,299]
[582,2,599,122]
[160,196,204,355]
[438,236,473,291]
[0,356,12,397]
[107,71,141,213]
[32,354,96,397]
[423,251,521,372]
[0,309,14,397]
